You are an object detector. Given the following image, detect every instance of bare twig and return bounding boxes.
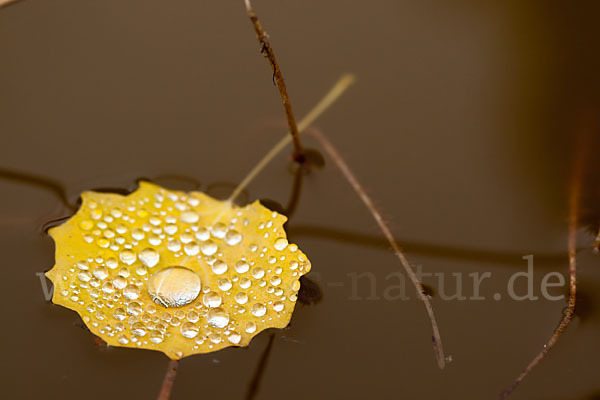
[157,360,179,400]
[244,0,305,163]
[308,128,446,369]
[0,167,76,211]
[227,74,355,204]
[246,333,276,400]
[0,0,22,8]
[497,121,592,399]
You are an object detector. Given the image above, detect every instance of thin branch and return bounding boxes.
[246,333,276,400]
[307,127,446,370]
[0,167,76,211]
[497,121,592,399]
[244,0,305,162]
[157,360,179,400]
[283,163,305,218]
[227,73,356,204]
[287,224,573,267]
[0,0,22,8]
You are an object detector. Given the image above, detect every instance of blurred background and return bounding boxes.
[1,1,599,399]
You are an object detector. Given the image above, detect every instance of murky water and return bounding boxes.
[1,1,599,399]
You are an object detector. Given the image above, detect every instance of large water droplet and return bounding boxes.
[147,266,201,308]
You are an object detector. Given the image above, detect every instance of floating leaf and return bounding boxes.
[46,182,310,359]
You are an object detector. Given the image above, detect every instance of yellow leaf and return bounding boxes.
[46,181,310,359]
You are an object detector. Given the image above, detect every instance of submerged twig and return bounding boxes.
[307,128,446,369]
[157,360,179,400]
[0,0,22,8]
[498,122,591,399]
[227,74,356,204]
[244,0,304,162]
[246,333,276,400]
[0,168,76,211]
[283,164,306,219]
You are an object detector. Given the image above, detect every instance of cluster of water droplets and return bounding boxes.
[55,185,311,357]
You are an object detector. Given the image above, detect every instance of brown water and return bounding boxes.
[1,1,600,399]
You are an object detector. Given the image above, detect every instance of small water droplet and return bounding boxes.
[251,267,265,279]
[251,303,266,317]
[127,301,142,316]
[234,260,249,273]
[123,284,140,300]
[184,241,200,256]
[225,230,242,246]
[228,332,242,344]
[132,322,146,336]
[273,301,284,312]
[149,330,164,344]
[120,250,136,265]
[211,223,227,239]
[167,239,181,252]
[180,322,199,338]
[201,241,218,256]
[235,292,248,305]
[93,266,108,280]
[106,258,118,269]
[212,260,227,275]
[218,278,232,291]
[180,211,199,223]
[206,307,229,328]
[274,237,288,251]
[139,248,160,268]
[203,291,222,308]
[245,321,257,333]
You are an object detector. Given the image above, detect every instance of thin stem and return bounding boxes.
[0,167,76,211]
[246,333,276,400]
[307,127,446,370]
[283,163,305,219]
[497,122,590,399]
[244,0,304,162]
[0,0,22,8]
[227,73,356,204]
[157,360,179,400]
